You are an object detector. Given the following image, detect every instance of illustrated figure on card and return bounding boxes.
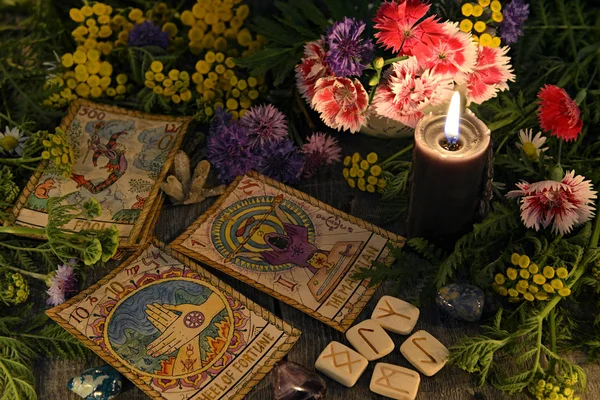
[173,173,404,332]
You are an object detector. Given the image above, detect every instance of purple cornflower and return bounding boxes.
[500,0,530,45]
[207,123,262,183]
[46,263,78,306]
[325,17,374,78]
[241,104,289,148]
[302,132,342,178]
[256,139,305,184]
[209,106,233,137]
[128,21,170,49]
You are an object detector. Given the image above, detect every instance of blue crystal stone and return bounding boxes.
[436,283,485,322]
[67,365,123,400]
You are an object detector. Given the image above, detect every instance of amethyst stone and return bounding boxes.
[273,361,326,400]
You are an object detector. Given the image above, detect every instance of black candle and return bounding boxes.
[407,93,491,239]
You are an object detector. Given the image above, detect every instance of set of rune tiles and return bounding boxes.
[10,101,448,400]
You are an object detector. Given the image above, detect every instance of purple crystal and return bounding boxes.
[273,361,326,400]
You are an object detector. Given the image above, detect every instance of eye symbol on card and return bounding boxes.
[144,293,225,358]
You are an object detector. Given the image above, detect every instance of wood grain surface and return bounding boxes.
[36,135,600,399]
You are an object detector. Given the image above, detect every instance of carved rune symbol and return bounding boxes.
[322,344,362,374]
[375,366,412,394]
[376,299,410,320]
[412,337,437,363]
[357,328,378,354]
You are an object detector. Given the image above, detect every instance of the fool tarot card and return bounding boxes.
[11,100,189,247]
[47,242,300,400]
[171,172,405,332]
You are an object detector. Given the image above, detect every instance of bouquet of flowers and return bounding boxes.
[295,0,518,133]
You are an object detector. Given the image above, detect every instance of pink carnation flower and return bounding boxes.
[311,76,369,133]
[295,39,331,102]
[466,45,515,104]
[507,171,597,235]
[412,22,477,83]
[372,56,454,128]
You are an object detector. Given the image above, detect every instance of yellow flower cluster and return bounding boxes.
[493,253,571,302]
[41,129,75,178]
[69,3,115,55]
[3,272,29,305]
[530,376,580,400]
[44,46,128,107]
[145,61,193,104]
[342,152,387,193]
[193,51,264,118]
[460,0,503,47]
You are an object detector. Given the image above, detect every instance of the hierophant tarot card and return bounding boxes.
[47,242,300,400]
[171,172,405,332]
[10,100,189,248]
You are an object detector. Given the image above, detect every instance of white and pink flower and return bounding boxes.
[507,171,597,235]
[412,22,477,83]
[295,39,331,102]
[311,76,370,133]
[465,45,515,104]
[372,56,454,128]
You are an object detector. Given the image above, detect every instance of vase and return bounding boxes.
[359,115,413,139]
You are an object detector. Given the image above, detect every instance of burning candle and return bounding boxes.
[407,92,491,240]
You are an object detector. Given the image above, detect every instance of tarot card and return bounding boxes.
[10,100,189,247]
[171,172,405,332]
[47,242,300,400]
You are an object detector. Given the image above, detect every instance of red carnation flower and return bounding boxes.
[537,84,582,142]
[373,0,445,54]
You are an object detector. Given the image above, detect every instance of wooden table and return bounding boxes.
[37,135,600,399]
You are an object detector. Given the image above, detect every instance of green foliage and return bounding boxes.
[0,166,19,207]
[237,0,381,85]
[0,311,90,399]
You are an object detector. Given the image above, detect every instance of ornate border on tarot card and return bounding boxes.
[170,172,406,332]
[9,99,190,248]
[46,239,301,400]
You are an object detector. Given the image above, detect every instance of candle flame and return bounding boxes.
[444,91,461,145]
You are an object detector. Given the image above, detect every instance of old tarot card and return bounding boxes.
[10,100,189,248]
[171,172,405,332]
[47,242,300,400]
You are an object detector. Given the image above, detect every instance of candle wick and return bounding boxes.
[440,138,462,152]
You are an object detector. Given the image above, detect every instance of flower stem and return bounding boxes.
[557,140,563,166]
[0,226,47,238]
[3,265,48,282]
[548,308,557,370]
[0,156,44,166]
[525,25,600,30]
[381,143,414,167]
[383,56,408,66]
[589,198,600,249]
[0,241,52,252]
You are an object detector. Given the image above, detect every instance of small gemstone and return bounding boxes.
[436,283,485,322]
[273,361,327,400]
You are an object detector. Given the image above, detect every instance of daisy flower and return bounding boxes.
[46,262,78,306]
[311,76,370,133]
[373,0,445,54]
[295,39,331,102]
[302,132,342,178]
[507,171,597,235]
[372,56,454,128]
[465,45,515,104]
[538,85,583,142]
[207,123,262,183]
[0,126,28,157]
[516,129,548,161]
[412,22,477,83]
[256,139,305,184]
[240,104,289,148]
[325,17,374,77]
